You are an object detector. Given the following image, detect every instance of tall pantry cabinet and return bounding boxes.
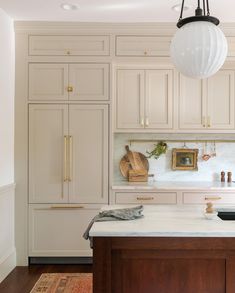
[16,33,110,259]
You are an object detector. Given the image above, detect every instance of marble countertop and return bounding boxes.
[89,205,235,237]
[112,181,235,190]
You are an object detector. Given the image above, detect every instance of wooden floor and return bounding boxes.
[0,264,92,293]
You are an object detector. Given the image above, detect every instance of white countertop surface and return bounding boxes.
[89,205,235,237]
[112,181,235,190]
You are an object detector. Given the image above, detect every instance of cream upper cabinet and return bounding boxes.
[69,64,109,101]
[145,70,173,129]
[29,35,110,56]
[29,104,69,203]
[29,104,109,204]
[69,105,109,203]
[29,63,109,101]
[207,70,235,129]
[179,75,206,129]
[116,68,173,130]
[179,70,235,130]
[116,69,145,129]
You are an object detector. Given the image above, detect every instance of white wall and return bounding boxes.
[0,8,15,283]
[114,133,235,182]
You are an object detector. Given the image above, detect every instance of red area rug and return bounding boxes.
[30,273,92,293]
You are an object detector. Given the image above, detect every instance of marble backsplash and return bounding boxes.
[113,133,235,182]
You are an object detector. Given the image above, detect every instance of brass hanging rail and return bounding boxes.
[129,139,235,146]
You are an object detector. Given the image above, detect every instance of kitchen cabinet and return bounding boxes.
[116,69,173,130]
[29,204,100,256]
[29,104,109,204]
[115,192,177,204]
[29,35,110,56]
[115,35,171,57]
[179,70,235,130]
[29,63,109,101]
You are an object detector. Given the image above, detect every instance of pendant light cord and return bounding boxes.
[179,0,185,20]
[203,0,206,15]
[206,0,210,15]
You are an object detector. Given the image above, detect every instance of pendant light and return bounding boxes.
[170,0,228,79]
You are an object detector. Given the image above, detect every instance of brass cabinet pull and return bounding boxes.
[207,116,211,128]
[68,136,73,182]
[66,50,71,55]
[205,197,222,201]
[137,196,154,201]
[67,86,73,92]
[202,116,206,128]
[63,136,69,183]
[140,117,144,127]
[50,205,84,209]
[145,117,149,127]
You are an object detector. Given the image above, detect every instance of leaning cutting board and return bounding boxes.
[119,145,149,178]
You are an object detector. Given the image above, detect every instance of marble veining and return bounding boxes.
[114,133,235,182]
[89,205,235,237]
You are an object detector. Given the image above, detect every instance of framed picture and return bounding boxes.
[172,148,198,171]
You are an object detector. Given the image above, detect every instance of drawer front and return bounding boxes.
[183,192,235,204]
[116,36,171,56]
[29,35,110,56]
[29,204,100,256]
[115,192,177,204]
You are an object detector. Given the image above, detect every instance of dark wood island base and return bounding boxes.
[93,237,235,293]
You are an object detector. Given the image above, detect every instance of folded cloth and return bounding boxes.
[83,205,144,246]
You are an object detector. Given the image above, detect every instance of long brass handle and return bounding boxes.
[50,205,84,209]
[63,136,68,183]
[68,135,73,182]
[137,196,154,201]
[205,197,222,201]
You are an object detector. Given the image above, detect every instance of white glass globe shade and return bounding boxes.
[170,21,228,79]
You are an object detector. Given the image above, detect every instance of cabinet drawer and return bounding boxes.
[183,192,235,204]
[116,36,171,56]
[29,204,100,256]
[29,35,110,56]
[115,192,177,204]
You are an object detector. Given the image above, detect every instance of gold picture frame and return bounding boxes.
[172,148,198,171]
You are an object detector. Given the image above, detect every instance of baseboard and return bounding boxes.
[0,248,16,283]
[29,256,92,265]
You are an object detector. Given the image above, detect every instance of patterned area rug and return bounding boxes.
[30,273,92,293]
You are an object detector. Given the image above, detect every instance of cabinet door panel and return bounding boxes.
[116,69,145,129]
[179,74,206,129]
[69,105,108,203]
[29,35,110,56]
[69,64,109,101]
[29,64,68,100]
[29,204,101,256]
[145,70,173,129]
[207,70,235,129]
[29,105,69,203]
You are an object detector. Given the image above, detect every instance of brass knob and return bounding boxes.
[67,86,73,92]
[144,51,148,56]
[66,50,71,55]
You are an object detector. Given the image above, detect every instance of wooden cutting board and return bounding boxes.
[119,145,149,178]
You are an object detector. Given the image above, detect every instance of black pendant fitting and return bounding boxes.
[177,16,219,28]
[177,0,220,28]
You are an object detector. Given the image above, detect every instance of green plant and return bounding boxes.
[146,141,168,159]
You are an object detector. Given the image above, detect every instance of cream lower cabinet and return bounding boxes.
[29,104,109,204]
[29,204,100,256]
[116,68,173,130]
[29,104,108,256]
[179,70,235,130]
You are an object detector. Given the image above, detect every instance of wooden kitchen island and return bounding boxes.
[90,205,235,293]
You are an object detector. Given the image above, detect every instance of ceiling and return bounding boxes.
[0,0,234,23]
